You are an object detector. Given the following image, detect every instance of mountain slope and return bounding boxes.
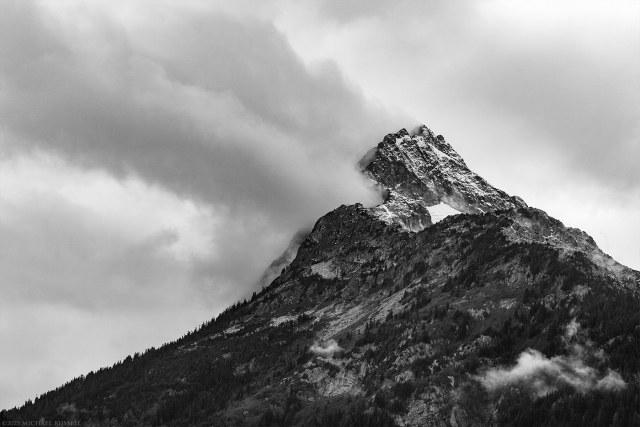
[3,126,639,427]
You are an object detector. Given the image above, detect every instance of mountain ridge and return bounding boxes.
[3,125,639,427]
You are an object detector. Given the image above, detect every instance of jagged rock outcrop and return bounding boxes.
[361,125,527,232]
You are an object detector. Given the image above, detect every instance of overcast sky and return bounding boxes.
[1,0,638,409]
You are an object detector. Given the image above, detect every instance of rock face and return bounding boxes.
[4,126,640,427]
[361,126,527,232]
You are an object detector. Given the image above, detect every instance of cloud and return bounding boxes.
[596,370,626,391]
[313,0,393,24]
[309,339,343,358]
[0,152,229,408]
[564,318,579,340]
[478,348,626,397]
[0,153,221,407]
[0,0,401,210]
[0,0,406,294]
[257,229,311,289]
[478,320,626,396]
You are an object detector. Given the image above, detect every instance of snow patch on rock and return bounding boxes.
[427,202,460,224]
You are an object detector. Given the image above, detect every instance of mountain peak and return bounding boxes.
[5,124,639,427]
[361,125,527,231]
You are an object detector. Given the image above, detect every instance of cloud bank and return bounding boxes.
[0,0,405,297]
[479,348,625,397]
[478,320,625,398]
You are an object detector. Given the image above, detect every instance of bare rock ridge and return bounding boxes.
[361,125,527,232]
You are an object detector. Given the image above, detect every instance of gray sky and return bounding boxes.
[0,0,638,409]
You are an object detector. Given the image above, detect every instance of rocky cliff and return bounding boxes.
[361,126,526,233]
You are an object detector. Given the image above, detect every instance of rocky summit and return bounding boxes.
[3,126,639,427]
[361,126,526,233]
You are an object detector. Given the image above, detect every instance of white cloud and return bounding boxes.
[478,320,626,397]
[478,348,626,397]
[565,318,579,340]
[309,339,343,358]
[0,151,217,260]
